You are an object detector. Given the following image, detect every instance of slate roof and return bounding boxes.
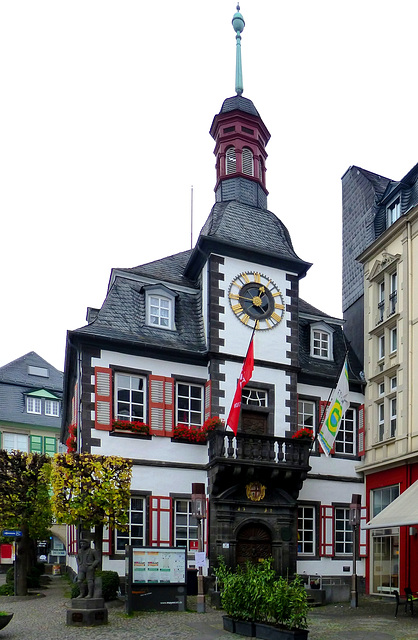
[115,250,197,291]
[219,95,260,117]
[74,275,206,356]
[0,352,63,427]
[186,200,311,278]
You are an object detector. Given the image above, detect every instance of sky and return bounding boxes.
[1,0,418,372]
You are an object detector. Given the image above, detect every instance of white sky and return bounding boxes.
[1,1,417,372]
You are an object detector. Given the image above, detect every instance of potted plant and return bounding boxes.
[0,612,14,630]
[212,555,231,609]
[221,559,310,639]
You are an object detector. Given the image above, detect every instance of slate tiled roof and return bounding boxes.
[0,352,63,427]
[115,250,197,291]
[74,275,206,355]
[219,95,260,117]
[189,200,311,276]
[374,162,418,237]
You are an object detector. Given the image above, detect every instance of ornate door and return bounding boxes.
[236,522,272,565]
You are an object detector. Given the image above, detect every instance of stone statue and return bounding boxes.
[76,539,101,599]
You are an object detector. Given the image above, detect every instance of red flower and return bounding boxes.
[112,420,150,435]
[292,427,313,440]
[66,424,77,452]
[173,417,225,443]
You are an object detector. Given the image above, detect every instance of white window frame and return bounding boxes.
[115,373,146,422]
[176,382,204,427]
[27,397,41,414]
[45,399,60,417]
[242,387,268,407]
[3,432,29,453]
[390,375,397,391]
[389,271,397,316]
[378,334,385,360]
[174,499,198,551]
[390,397,397,438]
[115,496,146,553]
[334,507,353,556]
[378,402,385,441]
[335,407,355,455]
[145,286,175,331]
[378,280,385,323]
[310,322,334,360]
[298,399,316,430]
[390,327,397,354]
[297,505,315,556]
[387,198,401,227]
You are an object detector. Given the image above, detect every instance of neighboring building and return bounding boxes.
[61,7,365,590]
[342,163,418,595]
[0,351,64,565]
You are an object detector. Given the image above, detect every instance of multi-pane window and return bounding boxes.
[312,330,329,358]
[27,397,41,414]
[174,500,198,550]
[242,147,254,176]
[45,400,60,417]
[387,198,401,227]
[378,382,385,397]
[242,388,267,407]
[3,432,29,453]
[298,399,315,430]
[378,402,385,441]
[390,397,397,438]
[176,383,203,427]
[149,296,171,328]
[335,407,355,455]
[115,374,146,422]
[389,272,397,315]
[29,435,57,455]
[334,507,352,555]
[390,327,397,353]
[297,506,315,555]
[390,376,397,391]
[378,281,385,323]
[226,146,236,174]
[115,497,145,552]
[372,485,399,518]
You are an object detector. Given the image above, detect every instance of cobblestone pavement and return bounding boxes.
[1,575,418,639]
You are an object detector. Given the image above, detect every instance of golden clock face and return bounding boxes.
[228,271,285,330]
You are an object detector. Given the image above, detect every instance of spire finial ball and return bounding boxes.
[232,6,245,34]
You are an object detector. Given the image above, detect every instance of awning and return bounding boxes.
[364,481,418,529]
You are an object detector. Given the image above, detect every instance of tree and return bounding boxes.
[50,453,132,561]
[0,451,52,595]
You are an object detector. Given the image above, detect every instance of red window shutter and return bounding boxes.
[358,404,365,456]
[67,525,78,556]
[102,525,113,556]
[204,380,212,422]
[359,505,368,557]
[319,505,334,557]
[149,376,174,437]
[149,496,172,546]
[95,367,113,431]
[318,401,330,454]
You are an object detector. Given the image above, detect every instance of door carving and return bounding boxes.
[236,522,272,565]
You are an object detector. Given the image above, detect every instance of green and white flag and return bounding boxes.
[318,358,350,456]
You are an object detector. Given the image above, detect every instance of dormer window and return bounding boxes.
[242,147,254,176]
[226,146,236,174]
[310,322,334,360]
[144,285,177,330]
[387,198,401,227]
[27,397,41,414]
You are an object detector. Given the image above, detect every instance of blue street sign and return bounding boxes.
[2,530,22,537]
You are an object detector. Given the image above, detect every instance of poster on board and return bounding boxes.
[132,547,186,584]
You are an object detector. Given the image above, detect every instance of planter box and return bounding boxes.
[211,590,222,609]
[223,616,235,633]
[255,623,309,640]
[235,620,256,637]
[0,613,13,630]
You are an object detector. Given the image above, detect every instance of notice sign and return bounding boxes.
[195,551,206,568]
[132,548,186,584]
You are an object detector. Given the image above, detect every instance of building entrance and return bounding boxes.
[236,522,272,565]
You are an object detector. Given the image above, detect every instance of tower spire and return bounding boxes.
[232,4,245,96]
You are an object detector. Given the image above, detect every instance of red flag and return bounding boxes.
[227,337,254,435]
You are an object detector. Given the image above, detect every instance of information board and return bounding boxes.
[132,547,186,584]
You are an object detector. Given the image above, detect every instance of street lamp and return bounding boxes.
[191,482,207,614]
[349,494,361,608]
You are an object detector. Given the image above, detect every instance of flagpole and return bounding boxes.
[310,348,350,452]
[225,325,257,433]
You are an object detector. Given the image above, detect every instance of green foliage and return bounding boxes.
[221,559,309,630]
[0,451,52,539]
[50,453,132,530]
[5,568,14,584]
[213,555,232,591]
[0,584,14,596]
[70,570,120,601]
[6,564,41,589]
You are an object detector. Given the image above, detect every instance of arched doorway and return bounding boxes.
[236,522,272,565]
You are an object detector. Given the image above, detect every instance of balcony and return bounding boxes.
[207,430,311,498]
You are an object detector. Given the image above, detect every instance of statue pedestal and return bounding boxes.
[66,598,108,626]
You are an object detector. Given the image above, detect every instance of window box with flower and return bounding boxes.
[111,420,151,439]
[292,428,313,441]
[172,416,224,444]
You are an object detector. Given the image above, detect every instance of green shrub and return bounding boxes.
[70,570,120,601]
[221,559,309,630]
[0,583,14,596]
[213,556,232,591]
[5,568,14,585]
